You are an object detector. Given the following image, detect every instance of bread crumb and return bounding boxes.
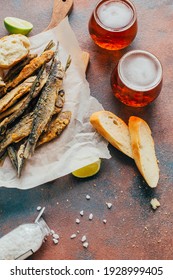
[150,198,160,210]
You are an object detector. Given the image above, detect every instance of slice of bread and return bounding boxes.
[129,116,159,188]
[90,111,133,158]
[0,34,30,69]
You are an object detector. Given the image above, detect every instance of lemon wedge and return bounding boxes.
[72,159,101,178]
[4,17,33,35]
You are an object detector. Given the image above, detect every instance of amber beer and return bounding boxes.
[88,0,137,50]
[111,50,163,107]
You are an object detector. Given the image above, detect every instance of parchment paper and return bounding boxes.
[0,17,110,189]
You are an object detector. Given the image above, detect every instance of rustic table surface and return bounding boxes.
[0,0,172,260]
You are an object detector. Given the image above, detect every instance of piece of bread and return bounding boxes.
[129,116,159,188]
[90,111,133,158]
[0,34,30,69]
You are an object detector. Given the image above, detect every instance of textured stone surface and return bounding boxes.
[0,0,172,260]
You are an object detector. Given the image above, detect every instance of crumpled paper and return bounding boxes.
[0,17,110,189]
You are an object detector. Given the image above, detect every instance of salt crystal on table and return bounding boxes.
[53,234,59,239]
[89,213,93,220]
[76,218,80,224]
[81,235,87,242]
[70,234,77,239]
[83,242,89,248]
[106,202,112,209]
[80,210,84,216]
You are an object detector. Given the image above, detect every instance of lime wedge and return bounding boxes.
[72,159,101,178]
[4,17,33,35]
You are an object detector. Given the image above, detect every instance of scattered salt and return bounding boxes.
[81,235,87,242]
[83,242,89,248]
[70,234,77,239]
[86,195,90,200]
[36,206,42,211]
[53,234,59,240]
[76,218,80,224]
[103,219,107,224]
[80,210,84,216]
[53,239,59,244]
[106,202,112,209]
[89,213,93,220]
[50,230,55,235]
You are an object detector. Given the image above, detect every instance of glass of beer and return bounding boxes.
[111,50,163,107]
[88,0,137,50]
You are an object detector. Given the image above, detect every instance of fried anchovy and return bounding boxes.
[24,54,66,159]
[0,70,49,135]
[0,151,7,166]
[7,145,18,172]
[17,141,27,177]
[6,50,54,90]
[0,76,36,114]
[0,112,33,155]
[37,111,71,146]
[4,54,37,83]
[0,96,28,121]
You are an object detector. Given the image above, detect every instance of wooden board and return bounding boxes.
[45,0,90,71]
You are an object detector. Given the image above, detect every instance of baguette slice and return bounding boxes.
[90,111,133,158]
[0,34,30,69]
[129,116,159,188]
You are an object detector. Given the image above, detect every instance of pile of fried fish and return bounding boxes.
[0,41,71,177]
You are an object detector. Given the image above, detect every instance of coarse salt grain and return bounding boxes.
[106,202,112,209]
[36,206,42,211]
[103,219,107,224]
[83,242,89,248]
[50,230,55,235]
[81,235,87,242]
[53,234,59,239]
[76,218,80,224]
[89,213,93,220]
[80,210,84,216]
[70,234,77,239]
[86,195,90,200]
[53,239,59,244]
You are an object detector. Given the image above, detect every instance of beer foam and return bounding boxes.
[119,51,162,90]
[97,0,133,29]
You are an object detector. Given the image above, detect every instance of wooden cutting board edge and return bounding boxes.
[44,0,90,72]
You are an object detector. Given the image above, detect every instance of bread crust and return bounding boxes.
[129,116,159,188]
[0,34,30,69]
[90,111,133,158]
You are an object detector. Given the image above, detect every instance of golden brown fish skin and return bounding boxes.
[6,50,54,90]
[4,54,38,83]
[0,96,28,121]
[37,111,71,146]
[24,57,66,159]
[0,113,33,155]
[7,145,18,172]
[0,70,49,134]
[0,76,36,114]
